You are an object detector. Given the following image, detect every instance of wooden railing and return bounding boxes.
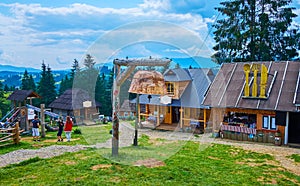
[0,122,23,146]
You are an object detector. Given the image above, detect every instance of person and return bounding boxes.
[57,117,64,142]
[32,115,40,141]
[64,116,73,142]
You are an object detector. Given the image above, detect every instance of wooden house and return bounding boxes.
[203,61,300,146]
[132,68,217,132]
[119,99,136,119]
[49,88,101,123]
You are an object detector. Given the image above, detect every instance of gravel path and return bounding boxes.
[0,122,299,176]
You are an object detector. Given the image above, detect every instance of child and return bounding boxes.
[32,115,40,141]
[57,117,64,142]
[64,116,73,142]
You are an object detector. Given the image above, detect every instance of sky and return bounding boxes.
[0,0,299,70]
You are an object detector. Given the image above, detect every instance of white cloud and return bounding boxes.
[0,1,216,69]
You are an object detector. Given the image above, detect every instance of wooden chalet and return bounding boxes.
[131,68,217,132]
[7,89,41,108]
[203,61,300,146]
[48,88,101,123]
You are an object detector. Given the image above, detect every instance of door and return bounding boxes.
[165,106,172,124]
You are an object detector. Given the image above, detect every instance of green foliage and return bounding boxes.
[288,154,300,163]
[21,70,36,91]
[73,128,82,134]
[37,62,57,107]
[213,0,300,64]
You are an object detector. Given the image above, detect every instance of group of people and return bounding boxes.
[31,115,73,142]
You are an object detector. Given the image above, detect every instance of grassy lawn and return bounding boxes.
[288,154,300,163]
[0,135,300,185]
[0,123,112,155]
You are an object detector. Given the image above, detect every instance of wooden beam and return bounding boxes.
[113,58,171,67]
[116,66,136,86]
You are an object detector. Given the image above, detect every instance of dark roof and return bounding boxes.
[134,68,216,108]
[49,88,101,110]
[7,90,41,101]
[294,71,300,106]
[203,61,300,112]
[119,99,136,112]
[163,68,191,82]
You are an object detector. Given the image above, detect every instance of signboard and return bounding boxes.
[28,108,35,120]
[83,101,92,108]
[160,95,172,104]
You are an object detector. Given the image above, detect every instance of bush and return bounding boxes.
[73,128,82,134]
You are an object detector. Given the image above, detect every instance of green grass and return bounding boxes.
[1,137,300,185]
[288,154,300,163]
[0,124,112,155]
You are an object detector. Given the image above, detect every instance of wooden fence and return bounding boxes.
[0,122,23,146]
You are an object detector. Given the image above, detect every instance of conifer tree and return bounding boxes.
[212,0,300,64]
[37,62,57,107]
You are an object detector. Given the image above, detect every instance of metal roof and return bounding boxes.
[203,61,300,112]
[163,68,191,82]
[133,68,215,109]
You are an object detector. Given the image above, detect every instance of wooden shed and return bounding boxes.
[203,61,300,146]
[48,88,101,123]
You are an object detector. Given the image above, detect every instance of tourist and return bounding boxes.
[64,116,73,142]
[32,115,40,141]
[57,117,64,142]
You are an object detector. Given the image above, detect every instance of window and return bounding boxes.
[262,116,276,130]
[166,82,174,95]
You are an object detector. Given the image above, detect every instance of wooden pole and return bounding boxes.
[40,104,45,138]
[112,64,120,156]
[133,94,139,146]
[13,122,20,144]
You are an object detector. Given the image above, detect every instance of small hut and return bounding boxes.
[49,88,101,123]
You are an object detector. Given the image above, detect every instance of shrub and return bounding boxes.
[73,128,82,134]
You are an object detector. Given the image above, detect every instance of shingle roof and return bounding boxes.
[203,61,300,112]
[49,88,101,110]
[7,90,41,101]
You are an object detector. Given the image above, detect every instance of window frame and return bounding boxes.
[262,115,276,130]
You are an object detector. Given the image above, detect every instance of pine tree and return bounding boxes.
[212,0,299,64]
[21,70,36,91]
[37,62,57,107]
[0,81,9,118]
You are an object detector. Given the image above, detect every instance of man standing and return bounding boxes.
[32,115,40,141]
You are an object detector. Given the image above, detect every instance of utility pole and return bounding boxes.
[112,57,171,156]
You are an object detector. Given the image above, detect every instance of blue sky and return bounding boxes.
[0,0,299,70]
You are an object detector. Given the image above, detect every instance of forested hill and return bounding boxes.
[0,64,40,73]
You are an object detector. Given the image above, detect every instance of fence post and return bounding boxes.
[13,122,20,144]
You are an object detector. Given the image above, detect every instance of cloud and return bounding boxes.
[0,2,216,69]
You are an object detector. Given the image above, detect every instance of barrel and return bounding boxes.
[274,131,282,146]
[242,133,248,141]
[268,132,275,143]
[237,132,242,141]
[257,131,264,142]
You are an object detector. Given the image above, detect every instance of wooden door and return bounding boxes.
[165,106,172,124]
